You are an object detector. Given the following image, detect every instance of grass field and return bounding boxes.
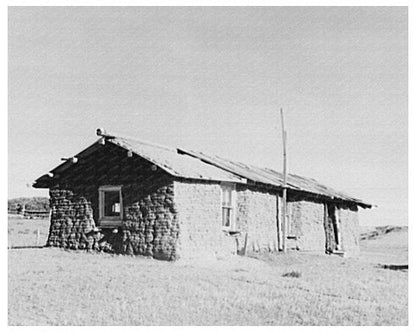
[8,215,49,248]
[8,217,408,326]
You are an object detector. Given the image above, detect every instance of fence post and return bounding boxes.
[8,229,12,249]
[36,228,40,246]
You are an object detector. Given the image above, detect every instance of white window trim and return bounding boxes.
[220,182,237,232]
[98,185,123,227]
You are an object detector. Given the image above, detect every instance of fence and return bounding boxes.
[8,209,50,219]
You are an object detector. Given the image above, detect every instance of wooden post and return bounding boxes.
[277,195,283,251]
[36,228,40,246]
[334,208,342,250]
[323,203,329,253]
[8,229,12,249]
[242,232,248,256]
[280,108,288,253]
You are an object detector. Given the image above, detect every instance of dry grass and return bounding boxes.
[8,218,408,326]
[8,215,49,247]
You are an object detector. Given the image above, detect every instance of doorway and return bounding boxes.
[324,203,341,253]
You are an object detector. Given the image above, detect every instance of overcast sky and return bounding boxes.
[8,6,407,226]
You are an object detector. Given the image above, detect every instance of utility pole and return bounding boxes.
[280,108,288,253]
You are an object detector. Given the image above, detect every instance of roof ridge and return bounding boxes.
[96,130,371,208]
[189,149,282,174]
[110,135,176,152]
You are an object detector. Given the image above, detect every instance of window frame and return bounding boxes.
[287,202,293,236]
[220,182,237,232]
[98,185,123,227]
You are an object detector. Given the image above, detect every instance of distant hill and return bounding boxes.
[8,197,50,212]
[360,225,408,241]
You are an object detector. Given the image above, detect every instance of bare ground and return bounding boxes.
[8,218,408,325]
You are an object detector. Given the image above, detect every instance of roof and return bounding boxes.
[33,130,371,208]
[177,149,371,208]
[109,137,246,183]
[33,136,246,186]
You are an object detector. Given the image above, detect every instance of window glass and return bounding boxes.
[222,186,232,206]
[104,191,120,217]
[221,184,235,230]
[222,207,231,227]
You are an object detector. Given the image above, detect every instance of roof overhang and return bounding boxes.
[32,130,371,209]
[33,136,247,188]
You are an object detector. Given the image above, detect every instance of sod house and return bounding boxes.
[33,129,371,260]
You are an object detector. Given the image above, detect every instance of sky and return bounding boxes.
[8,6,407,226]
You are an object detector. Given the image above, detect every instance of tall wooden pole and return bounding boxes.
[280,108,287,253]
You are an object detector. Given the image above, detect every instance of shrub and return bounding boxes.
[8,197,50,212]
[282,271,302,278]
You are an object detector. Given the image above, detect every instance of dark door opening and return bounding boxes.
[324,203,340,253]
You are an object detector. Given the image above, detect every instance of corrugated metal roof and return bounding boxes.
[108,137,246,183]
[33,132,371,208]
[33,136,246,186]
[177,149,371,208]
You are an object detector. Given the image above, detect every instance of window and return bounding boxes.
[221,183,236,231]
[286,203,297,239]
[99,185,123,226]
[285,202,291,235]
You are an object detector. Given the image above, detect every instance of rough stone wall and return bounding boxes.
[285,199,360,255]
[235,188,249,235]
[47,189,100,250]
[338,206,360,255]
[286,200,302,250]
[174,180,236,259]
[44,139,361,259]
[287,200,303,238]
[123,183,178,260]
[286,199,326,253]
[236,186,278,253]
[46,142,179,260]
